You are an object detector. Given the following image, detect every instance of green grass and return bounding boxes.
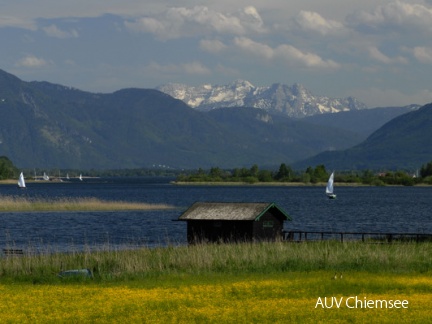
[1,242,430,323]
[1,241,430,284]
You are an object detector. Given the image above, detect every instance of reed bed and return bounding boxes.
[0,241,430,282]
[0,196,173,212]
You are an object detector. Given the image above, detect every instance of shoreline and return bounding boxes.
[0,177,99,185]
[172,181,372,187]
[172,181,432,187]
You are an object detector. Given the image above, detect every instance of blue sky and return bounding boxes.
[1,0,432,107]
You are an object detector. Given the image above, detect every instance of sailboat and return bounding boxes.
[79,174,83,181]
[18,172,26,189]
[43,172,50,181]
[326,172,336,199]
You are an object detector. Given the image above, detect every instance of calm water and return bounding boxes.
[1,177,431,252]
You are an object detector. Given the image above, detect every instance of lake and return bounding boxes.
[1,177,431,252]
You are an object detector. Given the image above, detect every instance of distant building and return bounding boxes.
[178,202,291,244]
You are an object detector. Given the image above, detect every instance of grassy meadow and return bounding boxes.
[0,241,430,322]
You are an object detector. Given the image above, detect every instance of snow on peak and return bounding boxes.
[157,81,367,117]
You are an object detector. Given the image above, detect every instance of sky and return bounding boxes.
[1,0,432,108]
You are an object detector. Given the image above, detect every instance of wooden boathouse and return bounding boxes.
[178,202,291,244]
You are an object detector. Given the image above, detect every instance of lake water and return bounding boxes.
[1,177,431,252]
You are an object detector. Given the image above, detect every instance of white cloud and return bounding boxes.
[238,6,266,32]
[348,1,432,33]
[293,10,345,36]
[412,46,432,64]
[42,25,79,38]
[1,1,165,21]
[146,61,210,76]
[124,6,266,40]
[182,62,211,75]
[15,55,49,68]
[367,46,408,64]
[275,44,340,68]
[233,37,339,69]
[0,15,36,30]
[214,63,240,77]
[233,37,273,59]
[125,17,168,37]
[199,39,227,53]
[3,1,431,108]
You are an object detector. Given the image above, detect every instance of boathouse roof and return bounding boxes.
[178,202,291,221]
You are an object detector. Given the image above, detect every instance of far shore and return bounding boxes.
[0,177,99,185]
[172,181,371,186]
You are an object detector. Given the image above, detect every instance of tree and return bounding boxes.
[209,167,223,179]
[361,169,375,184]
[258,170,273,182]
[250,164,259,177]
[313,165,328,183]
[420,161,432,178]
[0,156,18,180]
[304,167,314,183]
[275,163,292,181]
[304,165,327,183]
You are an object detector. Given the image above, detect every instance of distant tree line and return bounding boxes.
[5,153,432,186]
[175,162,432,186]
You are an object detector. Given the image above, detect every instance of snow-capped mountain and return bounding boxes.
[157,80,368,118]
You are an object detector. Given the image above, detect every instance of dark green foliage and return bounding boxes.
[0,156,18,179]
[274,163,292,181]
[177,162,428,186]
[303,165,328,183]
[420,161,432,178]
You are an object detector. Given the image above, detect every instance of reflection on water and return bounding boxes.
[1,177,431,252]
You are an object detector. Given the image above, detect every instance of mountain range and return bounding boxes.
[157,80,368,118]
[0,68,426,170]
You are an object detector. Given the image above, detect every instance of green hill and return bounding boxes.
[294,103,432,170]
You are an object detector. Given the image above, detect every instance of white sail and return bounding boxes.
[326,172,334,194]
[326,172,336,198]
[43,172,49,181]
[79,174,83,181]
[18,172,26,188]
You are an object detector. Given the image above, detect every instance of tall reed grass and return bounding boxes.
[0,241,430,283]
[0,196,172,212]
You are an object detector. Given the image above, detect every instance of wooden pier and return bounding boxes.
[2,248,24,256]
[283,231,432,243]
